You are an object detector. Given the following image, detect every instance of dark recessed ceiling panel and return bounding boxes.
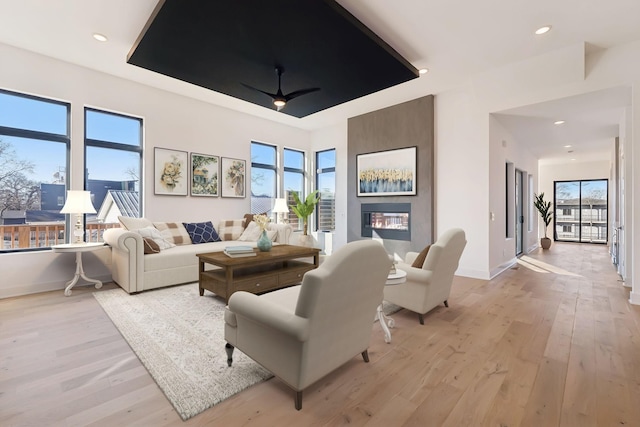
[127,0,419,118]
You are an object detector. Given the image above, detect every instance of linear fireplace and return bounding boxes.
[361,203,411,241]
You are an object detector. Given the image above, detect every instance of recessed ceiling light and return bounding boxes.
[571,158,576,161]
[419,68,429,75]
[535,26,552,35]
[93,33,108,42]
[554,120,565,125]
[563,145,572,148]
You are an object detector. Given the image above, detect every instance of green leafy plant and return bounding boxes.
[534,192,553,238]
[290,190,320,235]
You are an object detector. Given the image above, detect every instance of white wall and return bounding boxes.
[489,116,538,276]
[539,160,612,198]
[0,42,311,298]
[434,86,490,278]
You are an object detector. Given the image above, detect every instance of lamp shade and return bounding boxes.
[272,198,289,213]
[60,190,96,214]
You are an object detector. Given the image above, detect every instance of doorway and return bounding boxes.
[515,169,524,255]
[554,179,608,243]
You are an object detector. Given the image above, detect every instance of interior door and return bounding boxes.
[515,169,524,255]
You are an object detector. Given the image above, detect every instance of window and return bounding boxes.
[284,148,305,230]
[251,142,277,215]
[85,108,143,241]
[554,179,608,243]
[0,89,69,252]
[315,149,335,231]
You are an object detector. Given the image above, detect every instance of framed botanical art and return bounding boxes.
[221,157,246,198]
[190,153,219,197]
[357,146,417,196]
[154,148,188,196]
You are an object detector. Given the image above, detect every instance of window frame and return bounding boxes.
[283,147,305,229]
[0,89,70,253]
[250,141,278,215]
[315,148,336,232]
[84,107,144,221]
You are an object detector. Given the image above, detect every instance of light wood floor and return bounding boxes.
[2,242,639,426]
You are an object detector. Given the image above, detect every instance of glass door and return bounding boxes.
[554,179,608,243]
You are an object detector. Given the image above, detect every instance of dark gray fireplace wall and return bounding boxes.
[347,95,434,257]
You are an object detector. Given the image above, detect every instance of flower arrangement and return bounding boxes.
[253,213,271,232]
[226,160,245,196]
[160,154,183,190]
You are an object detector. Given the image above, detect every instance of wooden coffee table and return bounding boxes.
[197,244,321,301]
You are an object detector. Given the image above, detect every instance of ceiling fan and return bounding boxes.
[242,67,320,111]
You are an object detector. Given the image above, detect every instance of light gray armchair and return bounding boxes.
[224,240,392,410]
[384,228,466,324]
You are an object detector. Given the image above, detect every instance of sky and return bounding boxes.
[1,91,140,184]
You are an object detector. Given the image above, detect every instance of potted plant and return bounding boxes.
[290,190,320,242]
[534,192,553,249]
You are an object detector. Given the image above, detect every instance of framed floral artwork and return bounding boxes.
[190,152,219,197]
[154,148,188,196]
[221,157,246,198]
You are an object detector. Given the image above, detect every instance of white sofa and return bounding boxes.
[103,219,292,294]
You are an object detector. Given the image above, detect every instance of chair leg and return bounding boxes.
[361,350,369,363]
[295,391,303,410]
[225,343,234,367]
[444,300,449,308]
[419,313,424,325]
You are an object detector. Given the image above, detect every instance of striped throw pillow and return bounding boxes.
[153,222,192,245]
[218,219,245,241]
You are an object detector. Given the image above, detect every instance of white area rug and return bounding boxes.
[93,284,272,421]
[94,283,402,420]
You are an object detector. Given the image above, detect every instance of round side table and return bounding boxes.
[52,242,105,296]
[378,269,407,343]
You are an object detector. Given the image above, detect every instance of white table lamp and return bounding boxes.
[273,198,290,224]
[61,190,96,244]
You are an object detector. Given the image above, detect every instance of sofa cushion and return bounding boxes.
[218,219,245,241]
[183,221,222,244]
[118,216,153,231]
[154,222,192,245]
[134,226,175,250]
[143,240,255,272]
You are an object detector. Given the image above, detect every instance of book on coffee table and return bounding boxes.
[224,248,257,258]
[224,245,254,254]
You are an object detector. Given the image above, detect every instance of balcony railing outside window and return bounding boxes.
[1,223,118,250]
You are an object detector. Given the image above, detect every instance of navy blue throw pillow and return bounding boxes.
[182,221,221,244]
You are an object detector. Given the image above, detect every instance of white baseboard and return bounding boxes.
[490,257,518,279]
[629,291,640,306]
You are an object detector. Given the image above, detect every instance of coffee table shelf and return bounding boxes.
[197,245,320,301]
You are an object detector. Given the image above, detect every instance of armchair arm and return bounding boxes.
[397,262,434,283]
[404,251,419,265]
[228,291,310,341]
